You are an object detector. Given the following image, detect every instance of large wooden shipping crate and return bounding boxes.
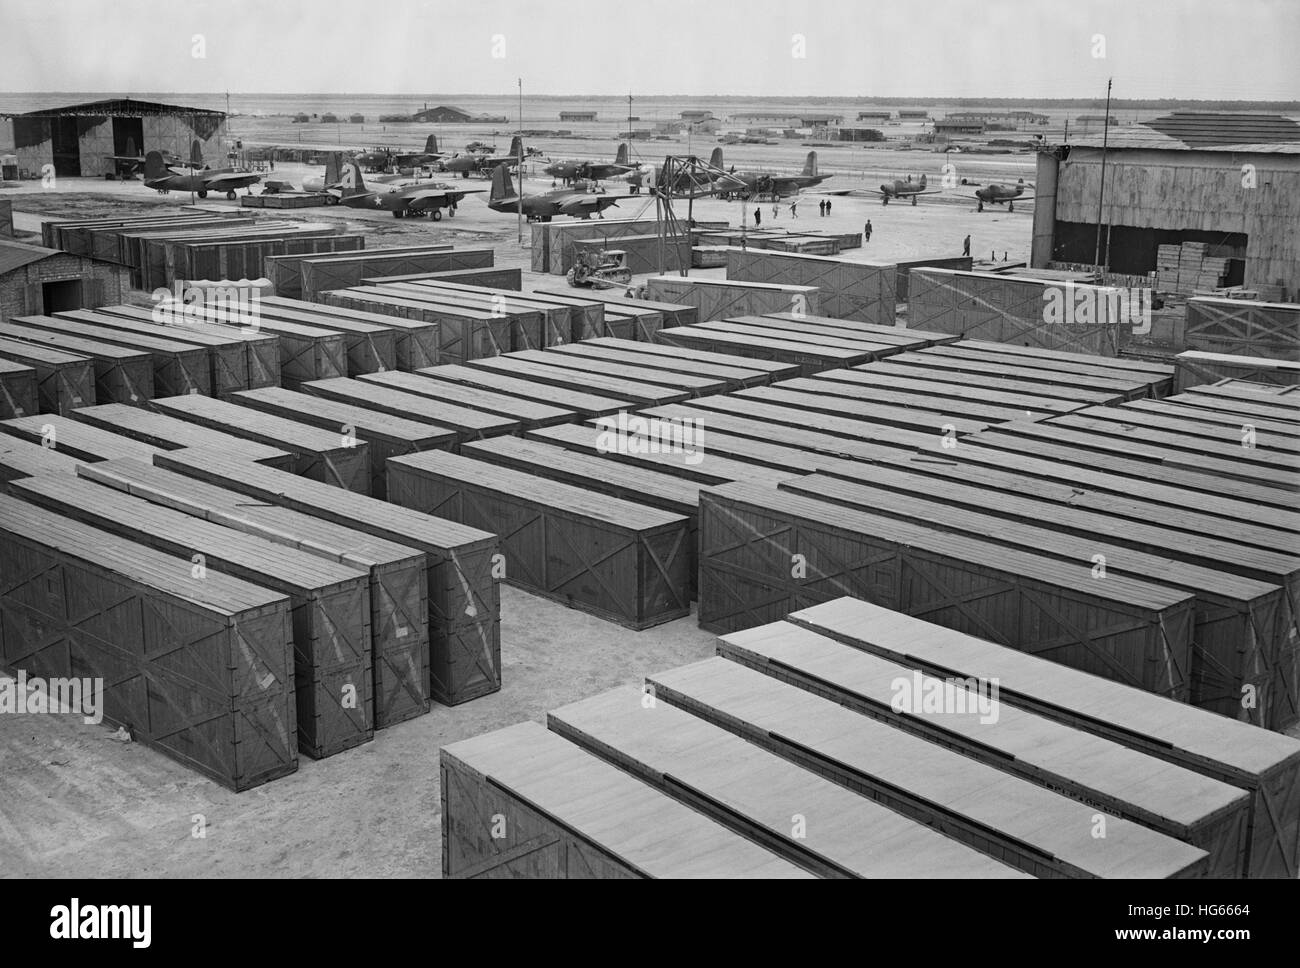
[265,244,444,299]
[441,721,812,878]
[80,458,432,728]
[149,394,371,494]
[299,291,441,370]
[367,283,547,351]
[301,377,519,442]
[1184,297,1300,361]
[68,403,293,468]
[43,212,231,254]
[9,475,374,759]
[388,451,691,629]
[725,249,896,325]
[698,481,1197,701]
[252,299,397,376]
[200,313,347,390]
[159,227,355,290]
[893,256,974,301]
[531,217,725,275]
[412,363,633,419]
[786,597,1300,878]
[41,311,220,397]
[1176,351,1300,392]
[327,287,506,364]
[907,268,1132,355]
[716,624,1251,876]
[571,233,690,276]
[647,275,820,321]
[357,371,573,429]
[0,494,297,791]
[0,359,40,419]
[2,320,154,405]
[533,289,699,329]
[0,436,82,484]
[153,449,502,706]
[0,337,94,414]
[0,414,162,464]
[362,267,523,291]
[300,249,495,300]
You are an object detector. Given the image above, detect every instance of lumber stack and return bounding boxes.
[1156,241,1229,295]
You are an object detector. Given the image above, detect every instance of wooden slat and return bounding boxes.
[301,377,519,441]
[356,371,574,428]
[67,403,293,467]
[412,363,631,417]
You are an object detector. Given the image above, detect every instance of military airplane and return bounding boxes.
[715,150,832,200]
[392,134,445,170]
[354,146,396,172]
[143,150,262,199]
[866,174,942,206]
[972,178,1034,212]
[441,137,526,178]
[301,152,343,193]
[331,160,483,219]
[544,143,635,184]
[487,164,624,222]
[660,147,734,195]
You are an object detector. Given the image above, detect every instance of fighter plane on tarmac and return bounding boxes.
[331,159,482,218]
[714,149,833,199]
[441,137,527,178]
[865,173,942,205]
[972,178,1035,212]
[544,143,636,184]
[486,163,623,222]
[143,150,261,199]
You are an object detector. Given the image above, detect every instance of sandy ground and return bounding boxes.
[0,587,717,878]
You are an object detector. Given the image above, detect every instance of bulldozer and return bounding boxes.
[567,249,633,289]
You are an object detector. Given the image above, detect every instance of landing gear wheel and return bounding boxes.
[226,190,236,200]
[911,194,917,206]
[430,209,442,221]
[392,208,404,218]
[197,190,208,199]
[977,201,984,212]
[882,195,889,205]
[1008,201,1015,213]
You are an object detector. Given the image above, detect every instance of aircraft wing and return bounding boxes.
[400,187,487,208]
[203,171,261,186]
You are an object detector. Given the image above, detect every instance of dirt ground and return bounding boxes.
[0,587,717,878]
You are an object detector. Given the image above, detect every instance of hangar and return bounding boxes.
[1032,112,1300,299]
[0,97,228,179]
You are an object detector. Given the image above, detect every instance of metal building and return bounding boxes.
[0,98,227,178]
[1031,112,1300,298]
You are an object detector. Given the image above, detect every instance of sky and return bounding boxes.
[0,0,1295,100]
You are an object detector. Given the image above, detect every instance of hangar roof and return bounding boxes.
[1069,111,1300,153]
[2,98,225,120]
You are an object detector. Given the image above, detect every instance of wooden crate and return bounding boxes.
[896,346,1161,401]
[515,348,726,398]
[0,414,162,464]
[541,340,772,390]
[150,394,371,494]
[390,283,604,347]
[726,249,896,325]
[367,284,545,352]
[441,721,810,878]
[80,457,431,729]
[0,338,94,415]
[3,319,154,405]
[788,597,1300,878]
[548,686,1029,878]
[893,256,973,302]
[252,300,399,375]
[301,376,518,442]
[356,371,572,429]
[68,403,293,468]
[654,324,864,375]
[339,288,509,364]
[231,386,456,499]
[813,365,1082,419]
[533,289,698,329]
[0,358,40,419]
[464,355,690,407]
[587,336,798,382]
[161,228,350,291]
[781,471,1297,728]
[206,313,348,390]
[647,275,820,322]
[534,291,664,342]
[388,451,690,629]
[1177,351,1300,392]
[0,435,82,484]
[68,306,278,395]
[298,292,441,370]
[299,249,495,300]
[1184,298,1300,361]
[10,474,374,759]
[699,481,1197,700]
[42,311,219,397]
[154,448,502,706]
[0,493,297,791]
[411,364,632,418]
[570,233,690,276]
[266,244,444,299]
[363,267,523,291]
[650,658,1212,878]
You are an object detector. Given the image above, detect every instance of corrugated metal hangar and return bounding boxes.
[0,97,228,178]
[1032,112,1300,299]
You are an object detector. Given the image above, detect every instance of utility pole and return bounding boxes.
[1093,77,1112,272]
[517,78,523,245]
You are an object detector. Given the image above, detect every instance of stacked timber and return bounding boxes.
[388,451,691,629]
[81,458,432,727]
[782,598,1300,877]
[153,449,501,704]
[646,275,820,322]
[725,248,896,324]
[149,394,371,493]
[0,493,297,791]
[9,475,374,759]
[1184,297,1300,362]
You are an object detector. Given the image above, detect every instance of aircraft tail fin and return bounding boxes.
[508,135,523,160]
[803,151,818,177]
[424,134,438,155]
[324,152,342,188]
[490,163,515,203]
[709,147,723,170]
[919,173,927,188]
[340,159,366,196]
[615,143,628,166]
[190,139,203,168]
[144,150,166,181]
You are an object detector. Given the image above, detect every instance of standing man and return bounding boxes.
[865,219,873,242]
[963,234,971,257]
[818,199,826,217]
[754,207,762,227]
[790,200,798,218]
[772,202,779,220]
[826,199,832,215]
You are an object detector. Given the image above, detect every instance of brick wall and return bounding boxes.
[0,253,130,322]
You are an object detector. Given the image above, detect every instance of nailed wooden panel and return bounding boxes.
[38,311,218,397]
[549,686,1029,878]
[698,482,1197,701]
[363,267,523,291]
[389,451,690,629]
[1176,351,1300,392]
[367,284,545,353]
[647,275,820,322]
[0,435,82,484]
[534,288,699,329]
[154,448,501,706]
[311,291,441,370]
[0,414,161,464]
[300,249,494,300]
[79,457,431,729]
[1184,297,1300,361]
[788,597,1300,879]
[251,299,397,376]
[357,371,573,428]
[726,249,896,324]
[441,722,810,878]
[266,243,440,299]
[10,475,374,759]
[3,320,154,405]
[718,626,1249,876]
[0,493,297,791]
[894,256,974,301]
[0,359,42,419]
[150,394,371,494]
[301,376,518,442]
[68,402,293,468]
[413,363,631,418]
[0,337,94,414]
